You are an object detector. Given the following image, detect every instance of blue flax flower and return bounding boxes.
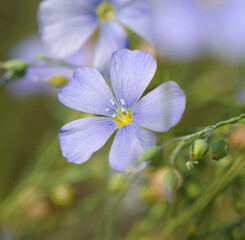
[152,0,245,62]
[58,49,186,172]
[7,35,92,98]
[38,0,154,77]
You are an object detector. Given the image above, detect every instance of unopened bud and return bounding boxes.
[163,170,180,203]
[4,59,29,80]
[190,139,209,160]
[212,139,229,161]
[50,184,75,208]
[48,75,68,88]
[108,175,129,193]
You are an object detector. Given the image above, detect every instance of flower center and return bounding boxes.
[106,99,133,127]
[96,2,115,22]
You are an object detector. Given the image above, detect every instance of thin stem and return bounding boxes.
[205,122,219,141]
[160,113,245,153]
[227,121,239,139]
[164,113,244,167]
[170,140,185,168]
[161,152,245,238]
[35,55,78,68]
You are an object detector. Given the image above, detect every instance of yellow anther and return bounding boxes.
[114,110,133,127]
[48,75,68,88]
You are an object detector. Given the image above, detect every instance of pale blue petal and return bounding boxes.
[93,22,129,78]
[58,66,117,116]
[59,117,117,164]
[153,0,204,60]
[208,0,245,61]
[109,0,130,6]
[116,0,155,44]
[109,123,156,172]
[110,49,157,109]
[134,81,186,132]
[38,0,98,58]
[73,0,101,7]
[7,35,93,98]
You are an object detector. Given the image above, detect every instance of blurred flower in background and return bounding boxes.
[152,0,245,62]
[58,49,186,171]
[6,35,92,98]
[38,0,154,77]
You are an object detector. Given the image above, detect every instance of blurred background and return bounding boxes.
[0,0,244,239]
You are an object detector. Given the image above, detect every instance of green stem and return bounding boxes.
[162,113,245,167]
[160,152,245,239]
[35,55,78,68]
[0,111,76,222]
[163,113,245,149]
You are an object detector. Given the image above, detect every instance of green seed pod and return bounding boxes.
[212,139,229,161]
[48,75,68,88]
[4,59,29,80]
[50,184,75,208]
[190,139,209,160]
[162,170,180,203]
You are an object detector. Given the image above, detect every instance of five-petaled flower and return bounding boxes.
[38,0,154,77]
[6,35,92,98]
[58,49,186,172]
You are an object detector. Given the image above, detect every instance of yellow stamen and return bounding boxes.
[96,2,115,22]
[114,110,133,127]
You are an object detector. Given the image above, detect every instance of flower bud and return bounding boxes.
[48,75,68,88]
[212,139,229,161]
[108,175,129,193]
[190,139,209,160]
[150,167,182,202]
[162,170,180,203]
[4,59,29,80]
[50,184,75,208]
